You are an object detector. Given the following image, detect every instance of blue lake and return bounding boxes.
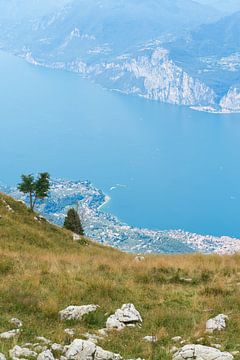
[0,50,240,238]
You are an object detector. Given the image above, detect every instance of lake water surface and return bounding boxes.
[0,51,240,238]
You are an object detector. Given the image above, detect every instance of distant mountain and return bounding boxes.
[0,0,70,20]
[167,11,240,108]
[0,0,239,111]
[0,0,221,55]
[196,0,240,14]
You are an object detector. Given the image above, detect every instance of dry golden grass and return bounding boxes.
[0,193,240,359]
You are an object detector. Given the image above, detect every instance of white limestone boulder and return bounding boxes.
[206,314,229,333]
[106,316,125,331]
[51,344,64,353]
[65,339,122,360]
[173,345,233,360]
[0,353,6,360]
[64,329,75,337]
[143,336,157,343]
[134,256,145,262]
[59,305,99,321]
[106,304,142,330]
[9,346,37,359]
[0,329,20,339]
[172,337,182,343]
[37,350,55,360]
[95,347,122,360]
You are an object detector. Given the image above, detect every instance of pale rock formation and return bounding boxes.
[173,345,233,360]
[172,337,182,343]
[9,346,37,359]
[97,329,108,337]
[64,339,122,360]
[59,305,99,321]
[37,350,55,360]
[73,234,81,241]
[64,329,75,337]
[0,354,6,360]
[143,336,157,343]
[106,304,142,330]
[51,344,64,353]
[134,256,145,262]
[220,86,240,112]
[0,329,20,339]
[206,314,229,333]
[34,346,48,353]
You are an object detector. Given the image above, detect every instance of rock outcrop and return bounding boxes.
[9,345,37,359]
[64,339,122,360]
[143,336,157,343]
[59,305,99,321]
[37,350,55,360]
[0,329,20,339]
[173,345,233,360]
[106,304,142,330]
[220,85,240,112]
[206,314,229,333]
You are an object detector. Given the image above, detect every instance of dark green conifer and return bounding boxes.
[64,208,84,235]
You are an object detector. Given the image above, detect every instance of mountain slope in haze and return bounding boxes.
[196,0,240,14]
[0,0,238,111]
[0,0,221,108]
[1,192,240,360]
[1,0,220,58]
[0,0,70,20]
[167,11,240,110]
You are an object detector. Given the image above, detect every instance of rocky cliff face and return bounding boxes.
[220,85,240,112]
[92,47,216,106]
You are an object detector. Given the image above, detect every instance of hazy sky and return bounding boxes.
[0,0,71,19]
[0,0,239,21]
[197,0,240,13]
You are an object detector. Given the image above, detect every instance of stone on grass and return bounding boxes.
[95,347,122,360]
[173,345,233,360]
[106,316,125,331]
[231,351,240,356]
[65,339,122,360]
[97,329,108,337]
[143,336,157,343]
[34,346,48,354]
[59,305,99,321]
[51,344,64,353]
[37,350,55,360]
[206,314,229,333]
[0,329,20,339]
[73,234,81,241]
[134,256,145,262]
[0,353,6,360]
[106,304,142,330]
[64,329,75,337]
[9,346,37,359]
[10,318,23,328]
[172,337,182,343]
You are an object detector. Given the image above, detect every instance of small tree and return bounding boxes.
[18,172,50,211]
[64,208,84,236]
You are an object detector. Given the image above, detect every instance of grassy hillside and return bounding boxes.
[0,192,240,359]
